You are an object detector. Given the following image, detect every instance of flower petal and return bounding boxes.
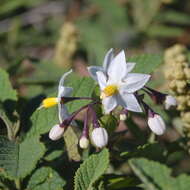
[117,92,142,112]
[126,62,136,73]
[103,48,114,71]
[58,86,73,98]
[58,69,72,91]
[58,104,69,123]
[96,71,107,90]
[122,73,151,93]
[87,66,104,81]
[107,50,127,82]
[102,96,117,114]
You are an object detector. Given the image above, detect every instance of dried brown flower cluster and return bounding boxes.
[54,22,78,68]
[164,44,190,133]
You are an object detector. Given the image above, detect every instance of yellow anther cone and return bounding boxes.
[42,97,59,108]
[101,85,118,99]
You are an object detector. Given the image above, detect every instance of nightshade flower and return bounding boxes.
[40,70,73,140]
[88,50,151,114]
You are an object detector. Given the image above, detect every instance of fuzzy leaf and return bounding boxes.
[66,76,96,113]
[26,106,57,138]
[128,54,163,74]
[74,149,109,190]
[0,68,17,102]
[63,126,81,161]
[0,68,18,139]
[129,158,190,190]
[0,136,45,179]
[27,167,66,190]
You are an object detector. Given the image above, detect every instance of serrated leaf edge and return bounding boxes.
[74,149,109,190]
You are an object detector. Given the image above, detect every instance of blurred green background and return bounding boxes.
[1,0,190,98]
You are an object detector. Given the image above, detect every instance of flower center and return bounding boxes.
[101,85,118,99]
[42,97,59,108]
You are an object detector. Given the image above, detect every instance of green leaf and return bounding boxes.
[0,68,17,102]
[129,158,190,190]
[121,143,165,162]
[26,106,57,138]
[44,150,63,161]
[27,167,66,190]
[19,61,65,84]
[128,54,163,74]
[67,76,96,113]
[147,25,184,38]
[63,126,81,162]
[74,149,109,190]
[0,136,45,179]
[100,115,118,134]
[0,68,19,140]
[106,175,138,189]
[156,10,190,25]
[125,117,146,144]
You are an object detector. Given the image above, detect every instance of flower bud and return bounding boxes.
[79,136,89,149]
[49,124,64,140]
[120,114,127,121]
[120,109,128,121]
[164,95,177,109]
[91,127,108,148]
[148,114,166,135]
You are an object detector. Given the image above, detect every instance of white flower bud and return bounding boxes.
[91,127,108,148]
[49,124,64,140]
[165,95,177,109]
[120,114,127,121]
[79,136,89,149]
[148,114,166,135]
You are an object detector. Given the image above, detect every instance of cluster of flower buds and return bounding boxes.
[38,48,177,151]
[164,44,190,133]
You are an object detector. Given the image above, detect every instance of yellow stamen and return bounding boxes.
[101,85,118,99]
[42,97,59,108]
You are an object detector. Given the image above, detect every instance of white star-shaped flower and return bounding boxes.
[88,50,151,114]
[48,70,73,140]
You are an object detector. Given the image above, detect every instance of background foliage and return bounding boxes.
[1,0,190,189]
